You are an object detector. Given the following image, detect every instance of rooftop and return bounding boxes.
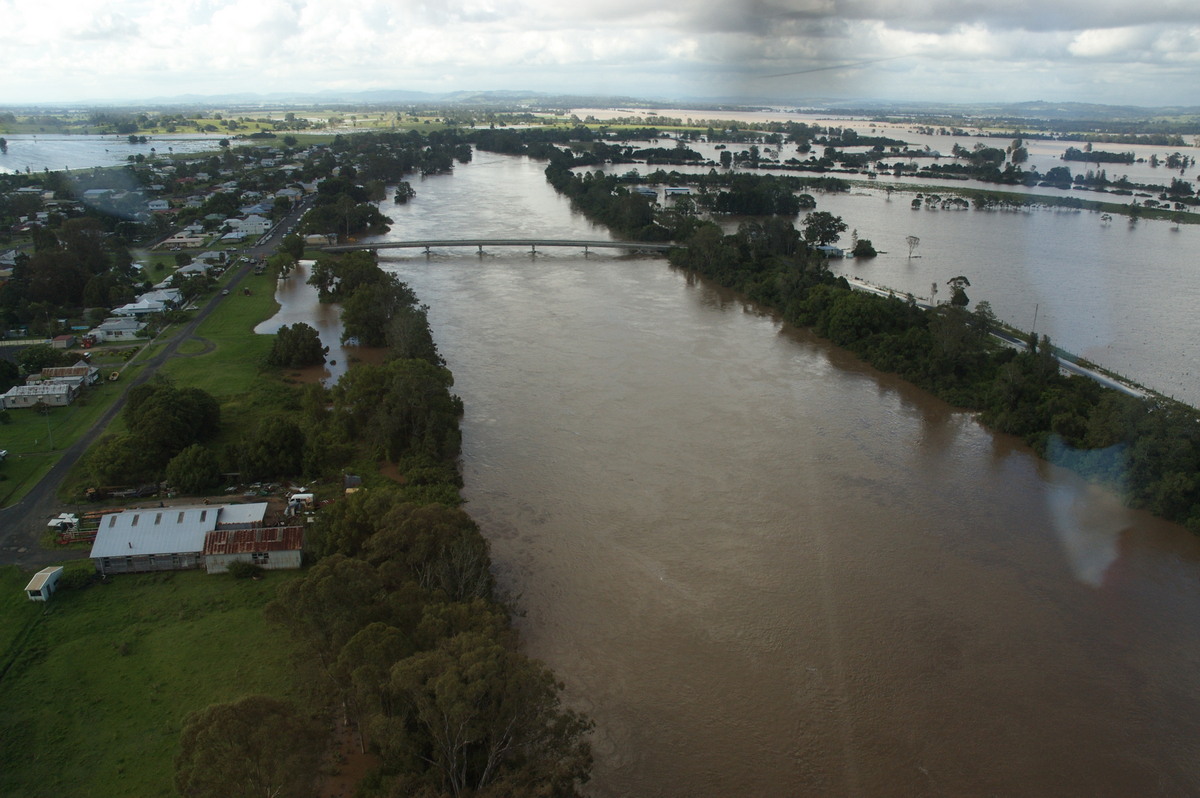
[25,566,62,592]
[203,526,304,555]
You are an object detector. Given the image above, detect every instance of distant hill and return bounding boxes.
[6,90,1200,129]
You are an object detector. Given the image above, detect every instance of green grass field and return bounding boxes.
[0,565,307,798]
[160,269,280,397]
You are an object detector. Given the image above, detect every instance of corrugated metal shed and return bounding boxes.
[89,506,219,558]
[203,526,303,555]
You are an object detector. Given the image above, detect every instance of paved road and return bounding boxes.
[0,198,311,571]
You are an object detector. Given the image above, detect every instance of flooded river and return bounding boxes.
[282,150,1200,796]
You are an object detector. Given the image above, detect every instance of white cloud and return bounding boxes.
[2,0,1199,106]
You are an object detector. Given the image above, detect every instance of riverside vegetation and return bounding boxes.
[166,251,593,798]
[3,249,593,798]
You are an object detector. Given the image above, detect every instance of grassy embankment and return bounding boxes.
[0,563,307,798]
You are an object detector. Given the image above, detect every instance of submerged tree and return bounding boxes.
[947,275,971,307]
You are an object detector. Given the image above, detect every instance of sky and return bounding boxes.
[4,0,1200,108]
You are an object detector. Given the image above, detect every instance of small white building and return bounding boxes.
[25,566,63,601]
[2,382,77,409]
[112,299,169,317]
[230,214,271,235]
[158,233,205,249]
[89,317,146,342]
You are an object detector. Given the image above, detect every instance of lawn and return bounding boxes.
[0,565,309,798]
[160,269,281,399]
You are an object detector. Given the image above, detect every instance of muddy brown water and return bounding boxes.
[260,151,1200,796]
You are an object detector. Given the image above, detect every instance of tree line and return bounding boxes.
[172,249,594,798]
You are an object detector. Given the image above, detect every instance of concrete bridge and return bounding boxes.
[319,238,677,256]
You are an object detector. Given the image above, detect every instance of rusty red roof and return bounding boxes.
[203,526,303,555]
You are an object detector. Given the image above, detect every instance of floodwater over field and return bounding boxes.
[0,133,234,175]
[288,150,1200,796]
[579,161,1200,405]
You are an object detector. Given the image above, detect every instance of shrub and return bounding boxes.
[226,561,264,579]
[59,569,94,591]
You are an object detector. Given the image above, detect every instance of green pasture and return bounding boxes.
[160,269,280,398]
[0,565,306,798]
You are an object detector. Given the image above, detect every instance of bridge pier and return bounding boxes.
[424,245,431,256]
[530,243,536,255]
[478,244,484,256]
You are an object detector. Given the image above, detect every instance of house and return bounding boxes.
[147,199,171,212]
[158,233,205,249]
[203,525,304,574]
[815,244,845,258]
[139,288,182,308]
[90,502,274,576]
[175,262,211,277]
[89,316,146,342]
[112,299,169,316]
[2,382,78,409]
[633,186,658,198]
[25,567,63,601]
[230,214,271,235]
[38,360,100,386]
[50,334,77,349]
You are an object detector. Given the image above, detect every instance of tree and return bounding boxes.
[801,211,847,246]
[851,238,877,258]
[87,433,160,485]
[174,696,324,798]
[0,359,18,393]
[238,415,306,480]
[17,344,68,375]
[906,235,920,258]
[947,275,971,307]
[280,233,305,261]
[165,444,222,493]
[267,322,328,368]
[389,632,593,798]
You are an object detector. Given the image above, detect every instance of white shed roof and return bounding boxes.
[89,503,271,559]
[25,566,63,591]
[90,506,218,558]
[216,502,269,527]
